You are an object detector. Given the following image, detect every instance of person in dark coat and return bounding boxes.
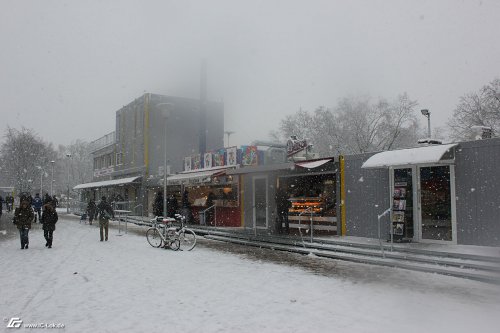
[166,194,178,218]
[97,196,114,241]
[0,195,3,217]
[32,193,43,223]
[13,196,34,249]
[275,187,292,234]
[52,196,58,208]
[7,195,15,212]
[41,202,58,248]
[153,191,163,217]
[87,199,97,225]
[181,189,193,223]
[43,193,52,205]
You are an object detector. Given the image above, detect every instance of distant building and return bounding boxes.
[74,93,224,215]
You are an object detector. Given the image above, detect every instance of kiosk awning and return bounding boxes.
[361,144,458,169]
[295,158,333,169]
[167,168,228,186]
[74,176,141,190]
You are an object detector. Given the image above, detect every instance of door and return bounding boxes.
[390,167,417,241]
[253,176,268,229]
[418,165,456,243]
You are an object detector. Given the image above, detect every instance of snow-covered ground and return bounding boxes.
[1,215,499,333]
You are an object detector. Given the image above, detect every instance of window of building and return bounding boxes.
[116,152,123,165]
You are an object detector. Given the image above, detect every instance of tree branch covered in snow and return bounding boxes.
[447,78,500,140]
[0,127,57,193]
[271,93,421,155]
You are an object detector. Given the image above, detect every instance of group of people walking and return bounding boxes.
[3,192,116,249]
[11,194,59,249]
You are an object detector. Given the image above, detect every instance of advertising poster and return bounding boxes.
[226,147,237,166]
[192,154,201,170]
[213,149,225,167]
[184,156,192,171]
[241,145,258,166]
[204,152,213,169]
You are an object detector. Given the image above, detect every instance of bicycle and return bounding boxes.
[146,214,197,251]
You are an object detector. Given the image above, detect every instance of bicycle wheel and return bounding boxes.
[178,229,197,251]
[146,228,163,248]
[168,239,180,251]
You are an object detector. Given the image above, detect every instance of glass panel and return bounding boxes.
[392,169,414,240]
[254,178,267,228]
[420,166,452,241]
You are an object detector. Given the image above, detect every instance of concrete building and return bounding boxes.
[75,93,224,215]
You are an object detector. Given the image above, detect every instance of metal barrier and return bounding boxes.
[199,205,216,226]
[297,207,314,247]
[377,207,392,258]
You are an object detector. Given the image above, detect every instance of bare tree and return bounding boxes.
[448,78,500,140]
[0,127,57,194]
[54,140,93,198]
[271,93,421,156]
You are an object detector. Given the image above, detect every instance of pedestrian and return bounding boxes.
[41,201,58,248]
[6,195,14,212]
[32,193,43,223]
[97,196,114,242]
[275,187,291,234]
[52,196,58,208]
[13,195,34,249]
[166,194,178,218]
[153,191,163,217]
[43,193,52,205]
[87,199,97,225]
[0,195,3,217]
[181,189,192,223]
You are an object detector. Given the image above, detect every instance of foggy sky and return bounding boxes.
[1,0,499,147]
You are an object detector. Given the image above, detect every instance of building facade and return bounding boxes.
[75,93,224,215]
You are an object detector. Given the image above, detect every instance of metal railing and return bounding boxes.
[199,205,216,226]
[377,207,392,258]
[297,207,314,247]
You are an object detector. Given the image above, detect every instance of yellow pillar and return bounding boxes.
[143,93,150,176]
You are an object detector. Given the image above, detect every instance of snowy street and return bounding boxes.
[1,214,500,333]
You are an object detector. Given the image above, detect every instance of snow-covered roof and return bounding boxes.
[73,176,141,190]
[295,158,333,169]
[361,144,458,169]
[167,168,229,185]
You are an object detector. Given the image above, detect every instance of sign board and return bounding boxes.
[192,154,201,170]
[241,145,258,166]
[213,149,225,167]
[226,147,237,166]
[204,152,213,168]
[287,136,308,157]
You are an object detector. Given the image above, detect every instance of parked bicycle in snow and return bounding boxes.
[146,214,197,251]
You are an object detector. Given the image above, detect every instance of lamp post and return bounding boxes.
[66,153,72,213]
[421,109,431,138]
[36,166,43,196]
[157,103,173,217]
[224,131,235,147]
[50,160,55,196]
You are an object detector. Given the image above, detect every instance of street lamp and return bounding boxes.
[224,131,235,147]
[66,153,72,213]
[421,109,431,138]
[157,102,173,217]
[36,166,43,195]
[50,160,55,196]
